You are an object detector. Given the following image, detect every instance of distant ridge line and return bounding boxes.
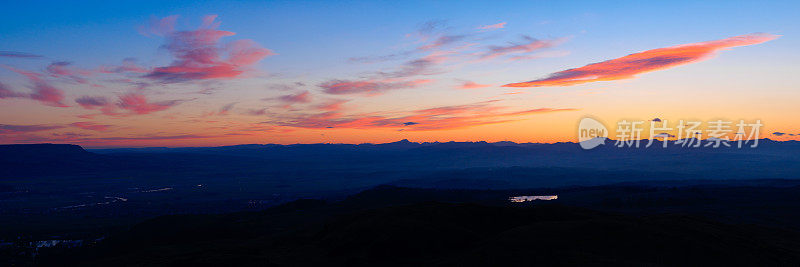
[1,138,796,150]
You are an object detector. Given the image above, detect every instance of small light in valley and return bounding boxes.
[509,195,558,202]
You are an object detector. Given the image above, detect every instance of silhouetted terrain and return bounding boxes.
[28,186,800,266]
[3,141,800,265]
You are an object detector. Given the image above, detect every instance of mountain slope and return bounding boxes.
[46,193,800,266]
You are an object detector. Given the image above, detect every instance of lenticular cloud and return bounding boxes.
[504,33,778,87]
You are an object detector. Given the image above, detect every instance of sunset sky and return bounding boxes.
[1,1,798,147]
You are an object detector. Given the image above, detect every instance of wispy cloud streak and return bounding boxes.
[0,51,43,58]
[504,33,778,87]
[117,93,184,115]
[319,79,433,95]
[479,36,567,60]
[277,91,311,104]
[457,81,491,89]
[268,101,576,131]
[2,66,68,107]
[477,22,506,30]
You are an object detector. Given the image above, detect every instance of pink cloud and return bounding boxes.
[477,22,506,30]
[0,82,24,98]
[75,96,121,116]
[116,93,183,115]
[144,15,275,82]
[277,91,311,103]
[478,36,567,60]
[504,33,779,87]
[75,96,109,109]
[98,58,150,74]
[457,81,491,89]
[46,61,93,84]
[331,22,467,97]
[479,36,567,60]
[319,79,433,95]
[2,66,68,107]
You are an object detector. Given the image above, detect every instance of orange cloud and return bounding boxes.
[268,101,576,131]
[504,33,778,87]
[457,81,491,89]
[502,91,526,95]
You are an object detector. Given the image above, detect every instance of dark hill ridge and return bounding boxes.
[3,141,800,265]
[0,144,105,177]
[0,143,90,158]
[1,140,800,242]
[40,186,800,266]
[83,138,798,153]
[3,139,800,183]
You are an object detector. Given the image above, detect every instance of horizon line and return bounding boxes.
[1,137,794,150]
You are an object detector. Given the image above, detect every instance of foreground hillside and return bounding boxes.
[26,186,800,266]
[3,142,800,265]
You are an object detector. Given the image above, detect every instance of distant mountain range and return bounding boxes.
[2,139,799,224]
[2,139,799,182]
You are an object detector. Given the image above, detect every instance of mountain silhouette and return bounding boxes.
[44,186,800,266]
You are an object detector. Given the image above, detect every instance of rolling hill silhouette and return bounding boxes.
[4,141,800,265]
[43,186,800,266]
